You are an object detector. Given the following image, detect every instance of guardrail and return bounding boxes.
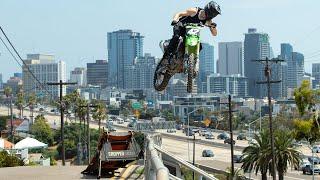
[145,133,218,180]
[145,134,169,180]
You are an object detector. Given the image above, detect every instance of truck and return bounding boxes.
[82,131,141,177]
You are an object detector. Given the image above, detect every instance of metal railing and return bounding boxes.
[145,134,169,180]
[145,133,218,180]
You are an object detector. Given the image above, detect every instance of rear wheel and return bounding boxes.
[187,54,194,93]
[153,57,172,91]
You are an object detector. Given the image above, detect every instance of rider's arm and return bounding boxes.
[205,20,217,36]
[173,8,198,22]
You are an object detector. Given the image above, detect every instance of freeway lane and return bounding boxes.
[0,106,317,179]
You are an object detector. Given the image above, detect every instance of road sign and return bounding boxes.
[203,118,211,127]
[132,102,142,110]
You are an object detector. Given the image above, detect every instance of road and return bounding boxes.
[0,106,317,179]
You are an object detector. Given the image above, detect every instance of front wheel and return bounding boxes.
[153,58,172,91]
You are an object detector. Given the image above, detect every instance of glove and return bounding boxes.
[171,20,178,26]
[210,22,217,28]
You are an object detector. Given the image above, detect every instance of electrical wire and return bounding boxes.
[0,26,59,105]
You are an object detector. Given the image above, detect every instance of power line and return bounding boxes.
[0,26,58,102]
[0,35,22,67]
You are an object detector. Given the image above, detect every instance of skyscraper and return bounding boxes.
[22,54,66,98]
[126,53,156,90]
[87,60,108,88]
[206,73,248,98]
[244,28,270,98]
[217,41,243,76]
[107,29,144,89]
[292,52,305,87]
[70,67,87,87]
[198,42,214,92]
[278,43,293,98]
[312,63,320,88]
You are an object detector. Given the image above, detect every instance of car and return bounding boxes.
[224,138,236,145]
[217,133,229,140]
[175,124,182,130]
[124,118,130,122]
[107,126,116,132]
[296,159,311,171]
[302,164,320,175]
[167,129,176,133]
[199,129,208,136]
[237,133,247,140]
[202,150,214,157]
[127,122,135,128]
[233,155,242,163]
[192,127,200,133]
[205,133,215,139]
[185,129,194,136]
[312,145,320,153]
[308,157,320,164]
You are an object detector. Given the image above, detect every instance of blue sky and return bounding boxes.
[1,0,320,81]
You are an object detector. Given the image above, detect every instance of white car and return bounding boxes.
[312,145,320,153]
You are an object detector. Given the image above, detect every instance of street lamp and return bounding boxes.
[245,117,261,142]
[187,107,203,161]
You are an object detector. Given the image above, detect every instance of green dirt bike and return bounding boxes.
[154,23,204,93]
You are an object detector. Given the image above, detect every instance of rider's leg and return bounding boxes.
[163,25,184,59]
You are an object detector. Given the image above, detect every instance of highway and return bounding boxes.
[0,106,317,179]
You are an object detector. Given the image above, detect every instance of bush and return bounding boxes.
[0,151,24,167]
[30,115,54,145]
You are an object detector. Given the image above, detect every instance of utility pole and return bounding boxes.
[79,103,98,164]
[47,80,76,166]
[220,95,235,178]
[10,95,14,143]
[253,57,284,180]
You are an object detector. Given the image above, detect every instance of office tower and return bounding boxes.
[107,30,143,89]
[217,42,243,76]
[22,54,66,98]
[244,28,270,98]
[87,60,108,88]
[70,67,87,87]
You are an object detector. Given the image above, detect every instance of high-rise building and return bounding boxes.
[107,29,144,89]
[312,63,320,88]
[206,73,248,98]
[244,28,270,98]
[197,43,214,93]
[169,79,197,98]
[22,54,66,98]
[5,76,23,95]
[87,60,108,88]
[70,67,87,87]
[14,73,22,78]
[0,73,3,90]
[278,43,293,98]
[286,52,304,89]
[126,53,156,89]
[217,42,243,76]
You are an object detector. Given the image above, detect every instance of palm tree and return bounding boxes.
[241,130,271,180]
[274,130,301,180]
[4,87,12,116]
[92,101,106,133]
[27,93,37,124]
[16,90,25,119]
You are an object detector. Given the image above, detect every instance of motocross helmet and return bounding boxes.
[204,1,221,20]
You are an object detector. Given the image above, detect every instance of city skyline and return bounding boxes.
[0,0,320,80]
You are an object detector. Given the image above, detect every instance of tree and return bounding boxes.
[0,116,8,131]
[274,130,301,180]
[241,130,270,180]
[294,80,316,117]
[4,87,12,116]
[92,101,107,132]
[30,114,54,145]
[16,90,25,118]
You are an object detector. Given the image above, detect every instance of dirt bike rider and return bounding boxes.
[162,1,221,71]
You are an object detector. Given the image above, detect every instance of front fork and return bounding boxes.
[184,44,200,74]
